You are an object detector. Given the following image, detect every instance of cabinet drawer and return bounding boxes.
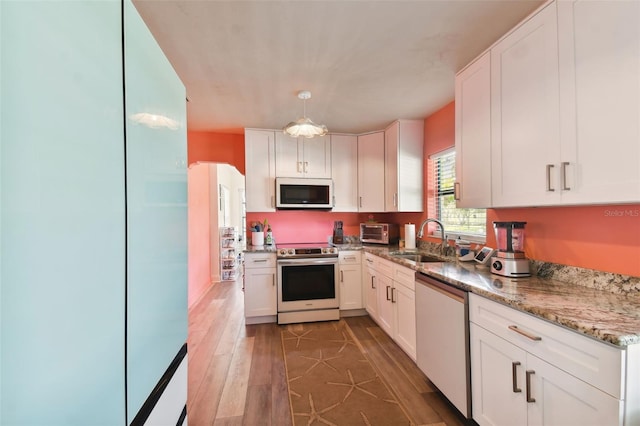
[244,253,276,269]
[339,251,361,265]
[469,294,624,398]
[375,257,394,278]
[392,264,415,291]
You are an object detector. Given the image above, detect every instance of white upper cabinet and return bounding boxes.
[490,2,561,207]
[331,134,359,212]
[557,0,640,204]
[384,120,424,212]
[275,133,331,178]
[357,132,386,212]
[245,129,276,212]
[455,52,492,208]
[485,0,640,207]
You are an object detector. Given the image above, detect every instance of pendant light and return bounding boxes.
[283,90,328,138]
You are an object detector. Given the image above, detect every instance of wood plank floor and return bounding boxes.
[187,279,472,426]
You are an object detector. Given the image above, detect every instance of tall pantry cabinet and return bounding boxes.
[0,1,188,424]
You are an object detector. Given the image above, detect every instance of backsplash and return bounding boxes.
[532,261,640,295]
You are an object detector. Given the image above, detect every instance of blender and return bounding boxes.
[491,221,531,277]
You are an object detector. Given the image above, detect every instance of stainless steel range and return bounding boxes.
[276,243,340,324]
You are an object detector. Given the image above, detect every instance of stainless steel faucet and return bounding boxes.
[417,218,446,244]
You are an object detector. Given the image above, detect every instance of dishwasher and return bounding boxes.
[415,272,471,419]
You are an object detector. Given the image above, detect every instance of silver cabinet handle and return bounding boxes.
[272,274,275,286]
[508,325,542,341]
[340,270,344,282]
[391,287,397,303]
[546,164,555,192]
[304,161,308,173]
[359,196,363,208]
[345,256,356,261]
[332,195,336,207]
[526,370,536,403]
[386,285,391,301]
[454,182,461,201]
[371,276,375,289]
[366,258,373,264]
[253,259,268,263]
[271,195,275,208]
[297,161,302,173]
[393,193,397,207]
[512,361,522,393]
[561,161,571,191]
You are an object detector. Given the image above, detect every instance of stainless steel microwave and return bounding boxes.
[360,223,399,245]
[275,177,333,210]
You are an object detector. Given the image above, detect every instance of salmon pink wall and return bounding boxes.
[188,164,212,307]
[188,131,245,174]
[246,212,378,244]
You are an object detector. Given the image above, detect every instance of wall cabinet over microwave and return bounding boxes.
[456,0,640,208]
[275,133,331,179]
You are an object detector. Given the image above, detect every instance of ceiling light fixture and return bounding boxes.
[283,90,328,138]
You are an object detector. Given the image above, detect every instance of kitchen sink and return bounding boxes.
[388,252,445,263]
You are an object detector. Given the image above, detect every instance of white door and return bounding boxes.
[392,283,416,360]
[384,121,400,211]
[375,273,394,336]
[331,134,358,211]
[526,354,622,426]
[244,267,277,317]
[557,0,640,204]
[275,133,302,177]
[455,52,492,208]
[471,324,527,426]
[491,3,561,207]
[357,132,385,212]
[339,264,363,310]
[363,261,378,320]
[303,136,331,178]
[245,130,275,212]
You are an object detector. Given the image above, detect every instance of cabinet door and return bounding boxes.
[245,130,276,212]
[558,0,640,204]
[455,52,492,208]
[357,132,385,212]
[339,264,363,310]
[376,273,394,336]
[244,267,277,317]
[392,284,416,360]
[471,324,527,426]
[363,259,378,319]
[385,121,400,211]
[303,136,331,178]
[331,134,358,211]
[526,354,622,426]
[491,3,561,207]
[275,133,302,177]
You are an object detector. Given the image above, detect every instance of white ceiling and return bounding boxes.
[133,0,544,134]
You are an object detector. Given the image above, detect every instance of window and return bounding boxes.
[431,149,486,242]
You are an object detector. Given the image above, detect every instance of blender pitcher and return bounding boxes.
[493,221,527,254]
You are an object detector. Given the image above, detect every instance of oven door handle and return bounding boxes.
[277,258,338,266]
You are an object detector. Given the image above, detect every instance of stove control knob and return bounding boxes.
[492,260,502,271]
[328,248,335,253]
[279,249,287,256]
[288,249,295,255]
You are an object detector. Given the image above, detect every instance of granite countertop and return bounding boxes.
[363,246,640,348]
[243,245,278,253]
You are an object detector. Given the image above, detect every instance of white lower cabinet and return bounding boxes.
[363,253,378,320]
[470,294,626,426]
[364,253,416,360]
[338,251,362,310]
[243,253,277,323]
